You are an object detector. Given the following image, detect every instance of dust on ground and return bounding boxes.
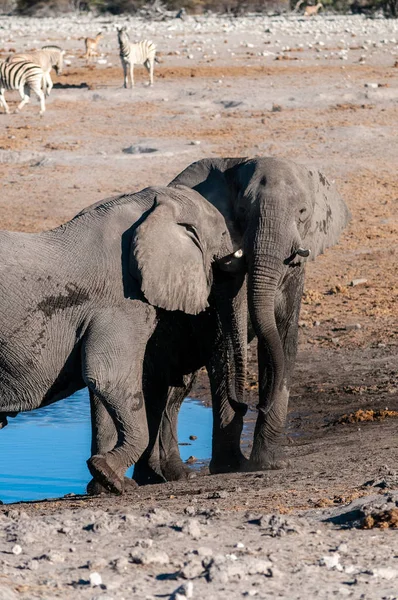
[0,14,398,600]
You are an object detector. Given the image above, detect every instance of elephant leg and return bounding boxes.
[159,375,197,481]
[133,374,196,484]
[249,268,305,470]
[86,392,137,495]
[83,306,155,494]
[132,378,168,486]
[206,278,249,474]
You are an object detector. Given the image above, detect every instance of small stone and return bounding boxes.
[89,572,102,587]
[209,490,229,499]
[235,542,245,549]
[319,553,342,570]
[130,549,169,565]
[189,435,197,440]
[182,519,201,539]
[186,456,197,464]
[174,580,194,599]
[364,82,379,89]
[372,567,397,580]
[134,538,153,549]
[112,556,129,572]
[349,278,367,287]
[11,545,22,555]
[190,141,201,146]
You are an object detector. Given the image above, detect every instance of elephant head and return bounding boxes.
[129,184,234,316]
[170,157,350,470]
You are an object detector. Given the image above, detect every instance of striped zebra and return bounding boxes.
[117,27,157,88]
[0,60,46,115]
[6,46,65,97]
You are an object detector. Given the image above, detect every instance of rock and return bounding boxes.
[112,556,129,572]
[189,435,197,440]
[173,580,194,598]
[319,553,342,570]
[371,567,398,580]
[11,545,22,555]
[349,278,367,287]
[122,146,158,155]
[251,514,302,537]
[130,549,169,566]
[364,83,379,89]
[190,141,201,146]
[208,490,229,499]
[180,559,204,579]
[186,456,197,464]
[89,572,102,587]
[182,519,201,539]
[134,538,153,549]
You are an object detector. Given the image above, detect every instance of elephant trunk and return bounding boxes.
[246,209,292,461]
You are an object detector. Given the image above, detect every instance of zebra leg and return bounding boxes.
[16,85,30,113]
[122,61,128,88]
[0,89,10,114]
[45,72,53,97]
[130,63,134,88]
[149,59,154,86]
[30,83,45,116]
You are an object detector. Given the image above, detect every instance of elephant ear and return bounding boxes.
[300,169,351,260]
[131,195,212,315]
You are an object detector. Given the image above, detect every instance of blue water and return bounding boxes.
[0,389,212,504]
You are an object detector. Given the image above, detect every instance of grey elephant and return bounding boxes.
[0,184,238,495]
[128,157,350,481]
[169,156,351,473]
[89,157,350,486]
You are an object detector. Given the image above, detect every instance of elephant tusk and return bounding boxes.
[297,247,311,258]
[234,249,243,258]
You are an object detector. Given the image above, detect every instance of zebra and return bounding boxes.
[0,60,46,115]
[117,27,157,88]
[6,46,65,97]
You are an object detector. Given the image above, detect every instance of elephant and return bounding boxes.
[0,183,240,495]
[168,156,351,473]
[128,156,350,481]
[87,157,350,488]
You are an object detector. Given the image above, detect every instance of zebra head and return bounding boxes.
[42,45,65,75]
[117,26,129,44]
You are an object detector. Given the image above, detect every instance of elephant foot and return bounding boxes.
[133,461,166,486]
[161,459,195,482]
[86,476,137,496]
[247,446,289,471]
[87,455,124,495]
[209,451,249,475]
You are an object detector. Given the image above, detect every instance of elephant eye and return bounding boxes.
[179,222,200,238]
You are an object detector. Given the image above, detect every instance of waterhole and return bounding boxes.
[0,389,212,504]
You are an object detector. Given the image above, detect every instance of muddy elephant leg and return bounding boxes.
[133,374,197,484]
[249,268,305,470]
[83,306,155,494]
[208,279,249,474]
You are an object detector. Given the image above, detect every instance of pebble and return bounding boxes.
[174,581,194,599]
[190,141,201,145]
[89,572,102,587]
[319,553,343,570]
[371,567,398,580]
[130,549,170,565]
[349,278,368,287]
[364,82,379,88]
[182,519,201,539]
[11,545,22,555]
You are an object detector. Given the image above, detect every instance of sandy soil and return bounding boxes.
[0,13,398,600]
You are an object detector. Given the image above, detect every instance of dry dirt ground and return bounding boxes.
[0,13,398,600]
